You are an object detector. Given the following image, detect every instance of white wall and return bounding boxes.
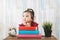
[55,0,60,40]
[0,0,4,40]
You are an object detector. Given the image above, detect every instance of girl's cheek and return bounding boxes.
[27,18,32,21]
[22,18,24,21]
[23,18,26,21]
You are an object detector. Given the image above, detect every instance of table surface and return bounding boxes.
[4,36,57,40]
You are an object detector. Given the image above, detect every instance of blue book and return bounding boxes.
[18,30,39,34]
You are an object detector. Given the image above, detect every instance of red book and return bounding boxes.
[16,34,42,38]
[19,26,37,30]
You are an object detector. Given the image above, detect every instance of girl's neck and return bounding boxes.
[26,22,31,26]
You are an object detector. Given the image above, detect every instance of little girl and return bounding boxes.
[19,8,38,27]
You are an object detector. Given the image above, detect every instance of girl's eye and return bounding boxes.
[26,16,29,17]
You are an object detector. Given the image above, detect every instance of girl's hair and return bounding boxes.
[23,8,35,22]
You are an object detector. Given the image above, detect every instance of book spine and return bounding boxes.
[19,27,37,30]
[18,30,39,34]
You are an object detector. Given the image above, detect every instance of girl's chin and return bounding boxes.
[23,21,31,23]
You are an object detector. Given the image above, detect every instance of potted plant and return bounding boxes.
[42,22,52,37]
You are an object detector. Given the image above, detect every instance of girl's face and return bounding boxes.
[23,12,33,23]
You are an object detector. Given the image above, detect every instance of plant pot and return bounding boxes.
[44,29,52,37]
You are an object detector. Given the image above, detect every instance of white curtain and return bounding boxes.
[0,0,60,40]
[16,0,56,37]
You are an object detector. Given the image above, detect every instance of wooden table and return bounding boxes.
[4,36,57,40]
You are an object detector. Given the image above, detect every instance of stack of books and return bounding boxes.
[17,26,42,38]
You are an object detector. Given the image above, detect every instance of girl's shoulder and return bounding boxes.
[31,22,38,26]
[19,22,38,27]
[19,23,25,26]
